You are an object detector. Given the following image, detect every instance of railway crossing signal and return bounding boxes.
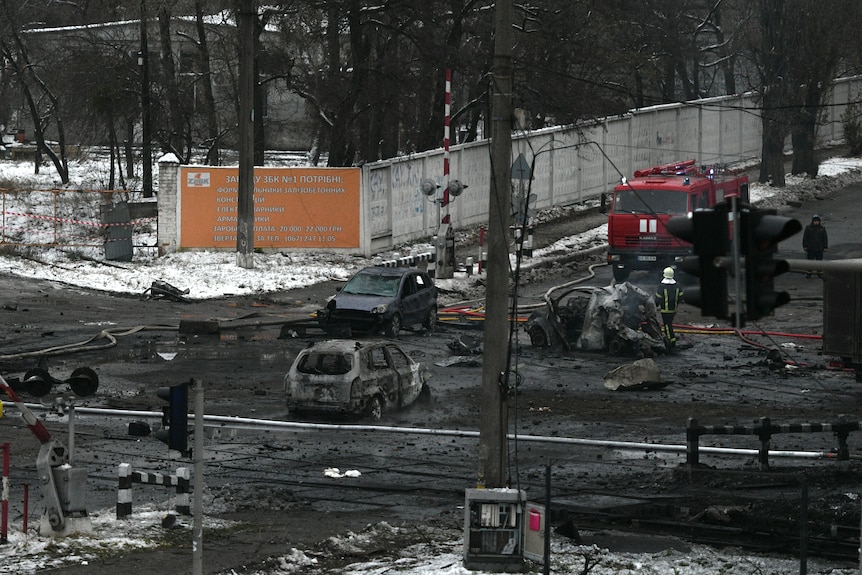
[666,205,730,319]
[155,382,189,454]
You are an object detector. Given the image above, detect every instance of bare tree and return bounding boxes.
[193,0,222,165]
[787,0,858,177]
[0,1,70,183]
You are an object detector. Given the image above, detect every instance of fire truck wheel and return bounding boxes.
[612,265,629,282]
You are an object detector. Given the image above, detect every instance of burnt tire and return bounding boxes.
[612,264,629,282]
[608,337,628,356]
[366,395,384,421]
[422,308,437,333]
[529,325,550,347]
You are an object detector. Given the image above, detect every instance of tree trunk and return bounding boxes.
[194,1,220,165]
[158,5,185,160]
[253,14,265,166]
[759,116,786,186]
[791,96,821,177]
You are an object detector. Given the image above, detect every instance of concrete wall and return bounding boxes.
[159,77,862,257]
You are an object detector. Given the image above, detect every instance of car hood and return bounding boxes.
[331,293,391,312]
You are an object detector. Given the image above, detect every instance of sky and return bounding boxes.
[1,154,861,574]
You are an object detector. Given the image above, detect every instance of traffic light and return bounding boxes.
[666,205,730,318]
[155,382,189,454]
[20,366,100,397]
[740,208,801,321]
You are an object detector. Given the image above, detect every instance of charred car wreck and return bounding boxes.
[525,282,666,356]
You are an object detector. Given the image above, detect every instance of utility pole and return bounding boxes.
[139,0,152,198]
[478,0,513,489]
[236,0,255,269]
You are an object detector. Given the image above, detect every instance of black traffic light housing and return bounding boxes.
[740,208,802,321]
[155,382,189,454]
[21,365,100,397]
[666,205,730,319]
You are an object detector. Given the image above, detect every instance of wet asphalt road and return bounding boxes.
[1,179,860,574]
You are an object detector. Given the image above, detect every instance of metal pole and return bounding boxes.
[799,479,808,575]
[68,403,75,466]
[479,0,513,489]
[731,196,743,326]
[192,380,204,575]
[543,463,551,575]
[236,0,256,269]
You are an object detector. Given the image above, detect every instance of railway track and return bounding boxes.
[11,407,855,566]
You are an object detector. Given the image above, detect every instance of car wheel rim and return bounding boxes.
[388,315,401,337]
[369,397,383,420]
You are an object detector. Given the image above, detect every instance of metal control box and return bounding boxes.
[463,488,526,572]
[823,271,862,380]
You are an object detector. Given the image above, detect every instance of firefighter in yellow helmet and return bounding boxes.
[655,267,683,350]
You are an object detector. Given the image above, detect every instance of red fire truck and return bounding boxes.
[606,159,749,282]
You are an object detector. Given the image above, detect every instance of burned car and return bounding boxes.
[318,266,437,337]
[524,281,666,356]
[285,339,431,420]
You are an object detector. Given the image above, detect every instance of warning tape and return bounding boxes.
[0,225,154,245]
[2,210,155,229]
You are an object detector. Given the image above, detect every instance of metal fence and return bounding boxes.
[362,76,862,252]
[0,188,157,259]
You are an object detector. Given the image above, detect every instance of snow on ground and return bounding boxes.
[0,508,856,575]
[1,154,861,574]
[0,155,860,302]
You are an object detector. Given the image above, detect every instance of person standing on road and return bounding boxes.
[655,267,683,350]
[802,214,828,278]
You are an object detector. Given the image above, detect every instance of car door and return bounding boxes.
[385,344,421,407]
[398,272,422,325]
[368,344,399,406]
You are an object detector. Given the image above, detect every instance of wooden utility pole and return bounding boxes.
[478,0,513,488]
[236,0,255,269]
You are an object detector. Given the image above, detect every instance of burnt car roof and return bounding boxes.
[300,339,382,352]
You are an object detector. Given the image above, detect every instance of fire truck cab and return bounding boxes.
[606,159,749,282]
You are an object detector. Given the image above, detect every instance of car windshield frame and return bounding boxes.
[613,188,689,214]
[296,351,354,375]
[341,272,401,297]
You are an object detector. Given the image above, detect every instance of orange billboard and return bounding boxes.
[179,167,361,249]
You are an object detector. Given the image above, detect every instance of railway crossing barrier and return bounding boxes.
[686,417,858,471]
[376,251,435,269]
[116,463,190,519]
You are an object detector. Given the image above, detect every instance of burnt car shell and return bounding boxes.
[525,282,665,355]
[284,339,431,420]
[318,266,437,337]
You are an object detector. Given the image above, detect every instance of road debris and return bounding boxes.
[603,357,668,391]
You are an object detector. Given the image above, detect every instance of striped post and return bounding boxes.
[117,463,133,518]
[686,418,700,466]
[441,68,451,225]
[117,463,191,519]
[757,416,771,471]
[175,467,190,516]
